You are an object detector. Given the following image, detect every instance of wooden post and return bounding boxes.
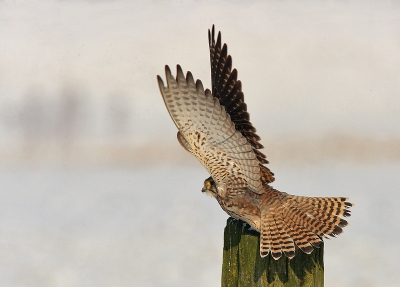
[222,217,324,287]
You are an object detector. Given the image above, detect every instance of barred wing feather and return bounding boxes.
[157,65,263,194]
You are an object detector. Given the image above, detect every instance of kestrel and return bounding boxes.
[157,25,353,260]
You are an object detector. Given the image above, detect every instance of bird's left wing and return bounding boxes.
[208,26,275,184]
[157,65,263,194]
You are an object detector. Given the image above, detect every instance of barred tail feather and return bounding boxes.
[259,188,353,259]
[267,209,283,260]
[273,211,296,259]
[260,216,271,258]
[287,195,353,238]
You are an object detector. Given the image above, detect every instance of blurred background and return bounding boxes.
[0,0,399,286]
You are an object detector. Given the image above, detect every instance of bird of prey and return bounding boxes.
[157,25,353,260]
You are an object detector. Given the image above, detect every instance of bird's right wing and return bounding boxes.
[157,65,264,194]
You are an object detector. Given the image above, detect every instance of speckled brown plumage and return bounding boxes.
[208,26,275,183]
[157,25,353,260]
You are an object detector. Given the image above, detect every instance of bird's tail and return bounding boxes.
[259,187,353,260]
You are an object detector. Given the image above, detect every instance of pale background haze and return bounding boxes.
[0,0,399,286]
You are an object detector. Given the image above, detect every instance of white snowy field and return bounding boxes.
[0,162,398,287]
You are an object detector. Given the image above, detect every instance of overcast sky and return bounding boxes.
[0,0,399,144]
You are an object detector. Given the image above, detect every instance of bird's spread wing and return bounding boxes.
[157,65,264,194]
[208,26,275,183]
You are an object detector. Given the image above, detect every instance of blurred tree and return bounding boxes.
[55,84,86,150]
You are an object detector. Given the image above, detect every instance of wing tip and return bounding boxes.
[165,65,172,79]
[176,64,184,82]
[208,25,213,46]
[196,79,205,93]
[186,71,195,87]
[157,74,166,96]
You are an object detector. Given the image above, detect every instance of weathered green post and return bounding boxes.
[222,217,324,287]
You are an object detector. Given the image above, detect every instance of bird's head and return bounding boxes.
[202,176,217,198]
